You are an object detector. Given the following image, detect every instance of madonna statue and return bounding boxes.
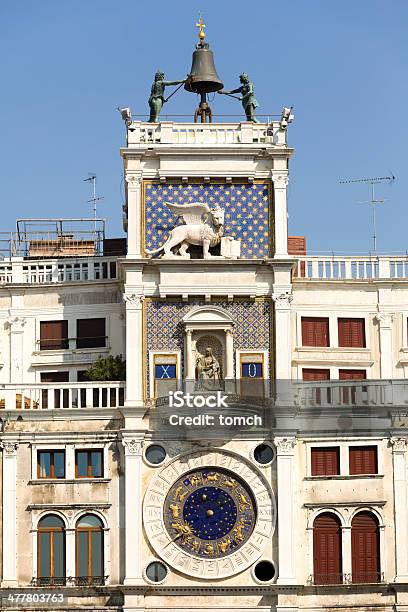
[195,347,223,391]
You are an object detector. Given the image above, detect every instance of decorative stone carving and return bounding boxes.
[1,441,19,456]
[274,437,296,454]
[125,174,142,186]
[390,438,407,453]
[375,313,394,327]
[5,317,26,333]
[122,439,143,456]
[123,294,144,308]
[272,292,293,308]
[272,173,289,189]
[145,202,229,259]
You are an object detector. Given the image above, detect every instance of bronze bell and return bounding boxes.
[184,45,224,95]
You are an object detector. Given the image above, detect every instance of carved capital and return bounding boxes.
[390,438,407,453]
[125,174,142,187]
[274,436,296,454]
[5,316,26,333]
[123,294,144,309]
[272,173,289,189]
[122,438,144,456]
[374,313,394,328]
[272,292,293,308]
[1,440,19,456]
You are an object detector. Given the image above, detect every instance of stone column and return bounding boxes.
[225,328,234,379]
[375,313,394,379]
[185,329,194,380]
[391,438,408,581]
[273,293,293,404]
[122,437,144,585]
[125,174,142,258]
[275,437,297,584]
[1,441,19,586]
[271,172,289,258]
[342,525,352,580]
[7,316,26,384]
[124,295,144,407]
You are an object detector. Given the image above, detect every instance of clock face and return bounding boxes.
[163,468,256,558]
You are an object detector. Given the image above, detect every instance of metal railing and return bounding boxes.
[0,382,125,410]
[127,120,287,146]
[293,255,408,280]
[0,257,118,284]
[308,571,385,585]
[36,336,108,351]
[31,575,108,587]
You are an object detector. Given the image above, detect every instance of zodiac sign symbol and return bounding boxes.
[174,484,184,500]
[189,474,201,486]
[169,503,180,518]
[223,477,238,488]
[204,543,215,555]
[171,522,195,544]
[238,493,251,511]
[233,517,245,542]
[218,538,231,553]
[191,538,200,553]
[205,473,219,482]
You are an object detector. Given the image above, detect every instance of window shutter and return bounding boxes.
[338,318,366,348]
[303,369,330,381]
[77,318,106,349]
[349,446,378,475]
[301,317,329,347]
[351,512,380,583]
[339,369,367,380]
[311,448,340,476]
[313,513,342,584]
[40,321,68,350]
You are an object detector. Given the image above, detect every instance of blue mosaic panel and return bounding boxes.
[144,182,271,259]
[241,362,263,378]
[145,299,271,395]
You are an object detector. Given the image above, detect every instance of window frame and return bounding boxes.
[75,514,104,581]
[149,351,181,399]
[76,318,107,350]
[37,450,66,479]
[311,446,340,476]
[338,317,366,348]
[37,514,66,584]
[75,449,104,479]
[301,316,330,347]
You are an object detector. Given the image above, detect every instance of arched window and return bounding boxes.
[38,515,65,585]
[76,514,104,584]
[351,511,380,583]
[313,512,342,584]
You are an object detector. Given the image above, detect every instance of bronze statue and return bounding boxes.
[148,71,185,123]
[218,73,259,122]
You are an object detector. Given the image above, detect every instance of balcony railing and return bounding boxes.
[0,382,125,410]
[127,120,287,147]
[308,571,385,585]
[31,575,108,587]
[0,256,118,284]
[294,255,408,280]
[296,379,408,408]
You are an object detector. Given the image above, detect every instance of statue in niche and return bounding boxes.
[195,347,223,390]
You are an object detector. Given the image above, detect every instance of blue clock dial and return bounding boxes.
[164,468,256,558]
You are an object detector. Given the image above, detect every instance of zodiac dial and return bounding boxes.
[163,468,256,558]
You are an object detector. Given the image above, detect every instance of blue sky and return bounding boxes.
[0,0,406,254]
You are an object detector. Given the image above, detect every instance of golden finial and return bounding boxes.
[196,15,206,42]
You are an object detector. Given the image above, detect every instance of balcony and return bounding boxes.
[0,256,118,285]
[31,575,108,587]
[308,572,385,585]
[293,254,408,280]
[0,382,125,410]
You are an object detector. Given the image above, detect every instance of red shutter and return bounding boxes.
[303,369,330,381]
[40,321,68,350]
[313,513,342,584]
[311,448,340,476]
[301,318,329,347]
[338,318,366,348]
[349,446,378,475]
[339,369,366,380]
[351,512,380,583]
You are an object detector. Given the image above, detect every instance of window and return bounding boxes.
[76,318,106,349]
[75,450,103,478]
[338,318,366,348]
[349,446,378,475]
[303,369,330,405]
[311,447,340,476]
[76,514,104,584]
[339,369,367,404]
[40,321,68,350]
[38,515,65,585]
[351,512,380,583]
[313,513,342,584]
[38,451,65,479]
[301,317,329,347]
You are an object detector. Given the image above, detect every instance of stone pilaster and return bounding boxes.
[391,437,408,581]
[1,440,19,586]
[124,295,144,407]
[272,292,293,382]
[375,313,394,379]
[6,316,26,384]
[125,174,142,258]
[275,436,297,584]
[122,436,144,585]
[271,172,289,257]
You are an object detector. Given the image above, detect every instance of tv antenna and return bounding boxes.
[84,173,104,231]
[339,174,395,252]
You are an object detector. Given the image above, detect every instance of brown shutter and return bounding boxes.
[349,446,378,475]
[338,318,366,348]
[339,369,367,380]
[311,448,340,476]
[313,513,342,584]
[302,369,330,381]
[77,318,106,349]
[351,512,380,583]
[40,321,68,350]
[301,318,329,347]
